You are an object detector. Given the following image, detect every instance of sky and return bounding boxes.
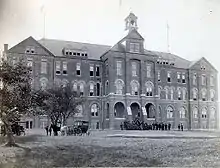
[0,0,220,88]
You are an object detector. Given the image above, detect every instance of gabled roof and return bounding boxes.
[8,36,54,56]
[189,57,217,72]
[125,29,144,40]
[38,38,111,60]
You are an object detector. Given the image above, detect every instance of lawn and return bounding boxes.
[1,130,220,167]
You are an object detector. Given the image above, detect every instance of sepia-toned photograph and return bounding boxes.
[0,0,220,167]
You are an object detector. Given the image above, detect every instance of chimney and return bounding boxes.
[4,44,8,52]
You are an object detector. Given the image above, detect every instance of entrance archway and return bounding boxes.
[114,102,125,118]
[145,103,155,118]
[130,102,142,120]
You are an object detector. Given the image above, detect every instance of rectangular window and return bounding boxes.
[132,62,137,76]
[56,61,61,75]
[182,73,186,83]
[130,42,140,53]
[210,76,214,86]
[158,71,161,82]
[116,61,122,76]
[41,60,47,74]
[167,72,171,83]
[27,59,33,73]
[146,64,151,78]
[90,65,94,77]
[90,84,94,96]
[178,90,181,100]
[76,63,81,76]
[12,57,17,65]
[177,72,181,83]
[27,59,33,67]
[193,73,197,85]
[63,61,67,75]
[202,75,206,85]
[96,66,100,77]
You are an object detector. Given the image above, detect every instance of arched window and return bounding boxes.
[75,105,83,117]
[115,79,124,95]
[164,87,169,99]
[201,107,207,118]
[167,106,174,118]
[158,106,162,118]
[210,89,215,101]
[145,81,153,96]
[131,80,139,95]
[105,81,109,95]
[97,83,101,96]
[79,82,84,96]
[158,86,162,99]
[89,83,94,96]
[170,87,174,100]
[91,104,99,117]
[210,107,215,119]
[179,107,186,118]
[177,87,181,100]
[193,107,198,119]
[201,88,207,101]
[182,88,187,100]
[72,82,77,91]
[193,73,197,85]
[40,77,48,90]
[192,88,198,100]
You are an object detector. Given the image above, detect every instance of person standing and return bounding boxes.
[120,122,123,130]
[168,123,171,130]
[49,125,52,136]
[178,124,180,131]
[45,125,49,136]
[165,123,167,131]
[181,123,184,131]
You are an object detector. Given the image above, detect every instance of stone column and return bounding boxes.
[109,100,115,129]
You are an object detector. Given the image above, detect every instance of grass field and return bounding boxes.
[1,130,220,167]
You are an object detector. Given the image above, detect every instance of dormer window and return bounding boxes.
[26,46,35,54]
[26,48,30,53]
[77,53,80,56]
[82,53,84,56]
[73,52,76,56]
[130,42,140,53]
[31,49,35,54]
[69,52,72,55]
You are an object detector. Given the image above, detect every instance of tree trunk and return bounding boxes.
[4,123,18,147]
[62,117,67,126]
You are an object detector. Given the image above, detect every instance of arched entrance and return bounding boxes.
[145,103,155,118]
[130,102,142,120]
[114,102,125,118]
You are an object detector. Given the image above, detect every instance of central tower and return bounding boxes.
[125,12,138,32]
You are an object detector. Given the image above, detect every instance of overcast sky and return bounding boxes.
[0,0,220,80]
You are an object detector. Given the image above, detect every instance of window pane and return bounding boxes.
[41,61,47,74]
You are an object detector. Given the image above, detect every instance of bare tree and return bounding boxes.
[0,59,32,147]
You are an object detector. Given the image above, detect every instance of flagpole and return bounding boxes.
[41,5,46,39]
[166,20,170,53]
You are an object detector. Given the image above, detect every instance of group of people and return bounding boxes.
[178,123,184,131]
[147,122,172,131]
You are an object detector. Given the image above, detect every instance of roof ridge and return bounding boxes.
[149,50,190,62]
[38,38,111,47]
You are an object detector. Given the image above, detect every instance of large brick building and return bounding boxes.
[4,13,219,130]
